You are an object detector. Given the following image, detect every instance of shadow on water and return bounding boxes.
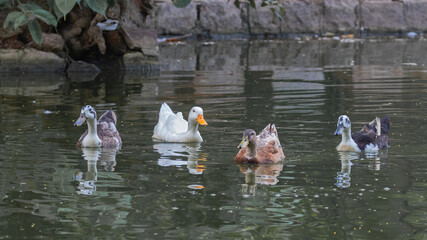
[1,39,427,238]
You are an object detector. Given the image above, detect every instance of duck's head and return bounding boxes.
[75,105,97,126]
[189,106,208,126]
[334,115,351,135]
[238,129,256,149]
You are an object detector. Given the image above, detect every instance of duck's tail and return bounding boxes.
[99,110,117,125]
[158,102,173,121]
[380,116,391,135]
[154,102,174,132]
[260,123,279,138]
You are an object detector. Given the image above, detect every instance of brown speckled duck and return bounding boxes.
[74,105,122,148]
[234,124,285,164]
[334,115,391,152]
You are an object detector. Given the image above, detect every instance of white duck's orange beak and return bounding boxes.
[197,114,207,126]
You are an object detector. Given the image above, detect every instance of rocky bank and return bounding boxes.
[155,0,427,37]
[2,0,427,73]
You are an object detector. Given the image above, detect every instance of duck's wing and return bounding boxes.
[99,110,117,125]
[362,116,391,135]
[164,111,188,134]
[373,134,391,149]
[355,116,391,150]
[256,125,285,162]
[259,124,282,148]
[256,136,285,163]
[98,110,121,148]
[153,103,188,140]
[155,102,174,130]
[260,124,278,138]
[352,130,377,150]
[380,116,391,135]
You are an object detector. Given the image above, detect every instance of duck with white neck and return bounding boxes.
[74,105,122,148]
[334,115,391,152]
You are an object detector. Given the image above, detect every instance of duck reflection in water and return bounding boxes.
[335,152,357,189]
[236,163,284,196]
[153,143,206,174]
[335,151,388,188]
[73,148,118,195]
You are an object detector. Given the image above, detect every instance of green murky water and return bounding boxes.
[1,39,427,239]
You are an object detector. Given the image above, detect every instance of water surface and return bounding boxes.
[1,39,427,239]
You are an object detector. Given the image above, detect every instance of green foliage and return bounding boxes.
[53,0,77,19]
[271,6,285,22]
[107,0,115,8]
[3,11,26,30]
[248,0,256,8]
[86,0,108,16]
[27,19,42,45]
[2,0,115,45]
[33,9,57,26]
[172,0,191,8]
[0,0,13,8]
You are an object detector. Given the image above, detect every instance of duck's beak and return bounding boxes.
[238,137,249,149]
[197,114,208,126]
[74,114,86,126]
[334,122,344,135]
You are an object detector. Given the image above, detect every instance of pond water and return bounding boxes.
[1,39,427,239]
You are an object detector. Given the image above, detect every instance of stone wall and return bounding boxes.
[154,0,427,37]
[159,40,427,71]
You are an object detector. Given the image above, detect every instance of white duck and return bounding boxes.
[152,103,208,143]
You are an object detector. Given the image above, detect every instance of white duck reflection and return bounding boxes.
[153,143,206,174]
[335,152,358,189]
[73,148,118,195]
[365,150,388,171]
[237,163,284,196]
[335,151,387,188]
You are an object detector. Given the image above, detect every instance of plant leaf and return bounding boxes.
[107,0,115,8]
[86,0,108,16]
[46,0,54,10]
[0,0,13,8]
[234,0,240,8]
[54,0,77,19]
[171,0,191,8]
[13,14,28,30]
[3,11,23,30]
[18,2,43,12]
[28,19,43,45]
[271,8,283,22]
[249,0,256,8]
[53,1,64,19]
[33,9,57,27]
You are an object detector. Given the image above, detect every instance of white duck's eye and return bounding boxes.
[251,132,255,135]
[193,110,195,113]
